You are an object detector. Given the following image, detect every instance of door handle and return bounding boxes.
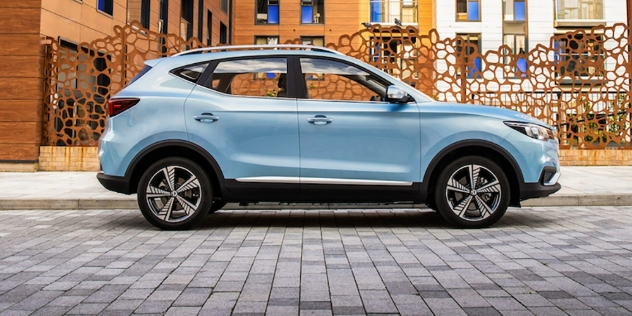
[194,113,219,123]
[307,115,333,125]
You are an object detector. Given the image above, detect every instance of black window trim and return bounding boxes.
[195,53,416,103]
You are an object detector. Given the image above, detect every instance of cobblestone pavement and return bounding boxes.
[1,207,632,316]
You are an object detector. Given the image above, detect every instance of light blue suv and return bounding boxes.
[97,44,560,230]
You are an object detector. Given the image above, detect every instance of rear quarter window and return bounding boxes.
[171,62,209,83]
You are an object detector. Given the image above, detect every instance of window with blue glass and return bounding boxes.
[503,34,528,78]
[370,0,418,24]
[503,0,525,21]
[301,0,324,24]
[97,0,114,15]
[456,34,482,78]
[456,0,480,21]
[554,33,605,79]
[256,0,279,24]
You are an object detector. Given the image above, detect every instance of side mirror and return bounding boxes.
[386,86,409,103]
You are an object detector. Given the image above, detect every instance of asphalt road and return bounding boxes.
[1,207,632,315]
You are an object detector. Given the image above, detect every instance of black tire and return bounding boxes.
[137,157,213,230]
[208,200,227,214]
[434,156,510,228]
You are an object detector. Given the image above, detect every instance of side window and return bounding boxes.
[300,58,387,102]
[172,62,209,83]
[209,58,288,97]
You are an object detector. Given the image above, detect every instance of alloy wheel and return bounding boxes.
[445,164,502,222]
[145,165,202,223]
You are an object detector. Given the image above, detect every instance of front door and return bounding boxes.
[296,57,421,199]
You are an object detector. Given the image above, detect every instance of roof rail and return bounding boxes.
[172,44,343,57]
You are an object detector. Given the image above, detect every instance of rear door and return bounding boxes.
[184,57,300,196]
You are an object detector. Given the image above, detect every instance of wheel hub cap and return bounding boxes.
[145,166,202,223]
[445,164,502,222]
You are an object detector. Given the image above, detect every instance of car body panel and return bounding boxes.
[184,85,300,184]
[417,103,560,184]
[298,99,421,183]
[98,76,195,177]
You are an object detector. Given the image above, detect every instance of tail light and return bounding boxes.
[108,98,140,117]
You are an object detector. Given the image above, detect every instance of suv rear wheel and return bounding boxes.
[137,157,212,230]
[434,156,510,228]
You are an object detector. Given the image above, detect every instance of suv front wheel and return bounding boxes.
[137,157,212,230]
[434,156,510,228]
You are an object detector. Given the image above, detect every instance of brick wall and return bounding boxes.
[38,146,100,171]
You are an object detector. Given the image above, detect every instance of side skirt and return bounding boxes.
[223,180,423,204]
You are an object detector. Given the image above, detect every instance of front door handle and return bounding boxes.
[307,115,333,125]
[194,113,219,123]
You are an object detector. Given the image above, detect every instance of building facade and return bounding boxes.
[431,0,629,96]
[232,0,434,46]
[0,0,231,169]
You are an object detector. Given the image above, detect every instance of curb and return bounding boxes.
[1,194,631,210]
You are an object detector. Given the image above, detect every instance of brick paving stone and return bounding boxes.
[104,298,144,311]
[3,207,632,315]
[66,303,108,314]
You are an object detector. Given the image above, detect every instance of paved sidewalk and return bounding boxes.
[0,166,631,210]
[1,206,632,315]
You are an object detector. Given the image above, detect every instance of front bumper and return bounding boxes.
[519,167,561,200]
[97,173,132,194]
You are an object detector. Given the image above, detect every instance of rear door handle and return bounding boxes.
[194,113,219,123]
[307,115,333,125]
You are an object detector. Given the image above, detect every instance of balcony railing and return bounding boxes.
[555,0,604,27]
[370,0,418,24]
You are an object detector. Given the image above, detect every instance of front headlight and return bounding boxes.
[505,122,557,141]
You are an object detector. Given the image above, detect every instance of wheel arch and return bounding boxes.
[125,140,226,197]
[422,140,524,207]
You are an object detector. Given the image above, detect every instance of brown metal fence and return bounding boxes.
[42,21,631,149]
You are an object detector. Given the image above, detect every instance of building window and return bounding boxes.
[456,34,481,78]
[301,36,324,46]
[456,0,480,21]
[301,0,324,24]
[370,0,418,24]
[555,33,605,80]
[221,0,228,13]
[503,0,525,21]
[181,0,194,39]
[97,0,114,15]
[503,34,527,78]
[555,0,603,20]
[159,0,168,34]
[256,0,280,24]
[207,11,213,46]
[255,36,280,45]
[140,0,150,28]
[219,22,227,44]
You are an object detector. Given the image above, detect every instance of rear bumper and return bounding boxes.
[97,173,132,194]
